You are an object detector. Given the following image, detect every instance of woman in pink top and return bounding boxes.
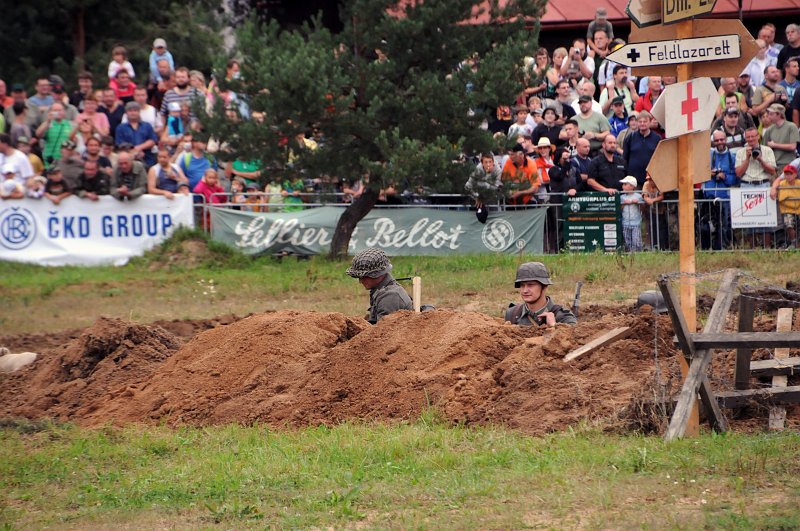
[75,94,110,137]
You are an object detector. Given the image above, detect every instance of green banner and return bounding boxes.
[210,206,546,256]
[563,193,622,252]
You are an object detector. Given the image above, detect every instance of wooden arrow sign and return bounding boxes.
[650,77,718,138]
[627,19,759,78]
[627,0,661,28]
[647,131,710,192]
[606,35,740,69]
[663,0,718,25]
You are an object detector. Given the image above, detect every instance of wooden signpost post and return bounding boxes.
[623,1,757,437]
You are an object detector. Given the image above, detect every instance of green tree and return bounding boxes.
[202,0,545,257]
[0,0,221,89]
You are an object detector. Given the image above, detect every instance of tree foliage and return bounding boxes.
[0,0,221,88]
[201,0,546,256]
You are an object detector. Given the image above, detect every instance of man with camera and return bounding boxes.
[736,127,778,247]
[751,66,790,118]
[762,103,800,168]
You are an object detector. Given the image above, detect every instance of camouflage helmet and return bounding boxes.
[635,290,668,314]
[346,248,393,278]
[514,261,553,288]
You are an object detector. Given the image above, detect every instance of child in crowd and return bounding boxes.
[508,106,533,143]
[1,165,24,199]
[229,178,247,210]
[619,175,643,252]
[265,178,284,212]
[193,169,225,230]
[243,182,264,212]
[27,176,47,199]
[108,46,135,81]
[771,165,800,248]
[149,38,175,83]
[281,176,305,212]
[163,102,185,150]
[44,168,72,205]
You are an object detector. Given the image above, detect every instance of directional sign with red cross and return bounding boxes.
[650,77,717,139]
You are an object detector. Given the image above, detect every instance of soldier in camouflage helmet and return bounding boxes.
[504,261,577,327]
[346,248,413,324]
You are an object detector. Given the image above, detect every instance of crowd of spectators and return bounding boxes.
[1,17,799,249]
[470,16,800,250]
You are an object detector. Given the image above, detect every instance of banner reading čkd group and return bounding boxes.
[0,196,194,266]
[210,206,547,255]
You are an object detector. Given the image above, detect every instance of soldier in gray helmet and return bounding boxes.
[346,248,413,324]
[504,261,577,327]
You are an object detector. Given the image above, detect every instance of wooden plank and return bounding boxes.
[563,327,633,362]
[662,269,738,441]
[750,357,800,378]
[716,386,800,409]
[658,274,700,436]
[735,294,755,390]
[769,308,794,430]
[691,332,800,349]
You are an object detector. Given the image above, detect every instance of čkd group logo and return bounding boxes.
[0,207,37,250]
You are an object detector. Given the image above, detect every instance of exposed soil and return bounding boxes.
[1,306,797,435]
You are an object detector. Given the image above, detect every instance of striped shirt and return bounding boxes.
[159,87,203,118]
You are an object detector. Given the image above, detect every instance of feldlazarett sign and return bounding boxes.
[210,206,547,255]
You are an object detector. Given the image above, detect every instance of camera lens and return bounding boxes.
[752,148,761,158]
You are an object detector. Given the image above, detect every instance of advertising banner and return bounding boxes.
[562,193,622,252]
[210,206,547,256]
[0,195,195,266]
[730,187,778,228]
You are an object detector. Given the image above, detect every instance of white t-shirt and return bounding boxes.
[121,104,164,132]
[0,149,35,184]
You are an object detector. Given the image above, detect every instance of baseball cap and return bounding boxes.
[611,95,625,105]
[724,106,739,115]
[784,164,798,174]
[595,7,608,17]
[153,38,167,49]
[767,103,786,115]
[11,83,24,92]
[620,176,638,187]
[167,101,181,112]
[578,94,592,103]
[16,136,29,145]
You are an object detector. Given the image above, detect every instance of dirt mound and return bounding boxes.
[1,308,680,435]
[0,318,182,421]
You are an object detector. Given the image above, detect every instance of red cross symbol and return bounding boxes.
[681,81,700,131]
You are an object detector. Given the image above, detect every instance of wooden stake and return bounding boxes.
[676,18,699,437]
[412,276,422,312]
[734,294,755,390]
[769,308,794,430]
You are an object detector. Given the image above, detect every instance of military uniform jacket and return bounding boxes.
[367,274,413,324]
[504,297,577,326]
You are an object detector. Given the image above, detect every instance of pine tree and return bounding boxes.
[202,0,546,257]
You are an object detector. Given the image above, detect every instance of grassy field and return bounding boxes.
[2,237,800,529]
[0,230,796,334]
[2,418,800,529]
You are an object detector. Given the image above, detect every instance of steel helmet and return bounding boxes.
[514,261,552,288]
[346,248,393,278]
[636,290,668,314]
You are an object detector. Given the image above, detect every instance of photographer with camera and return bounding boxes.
[750,66,790,119]
[35,102,73,168]
[762,103,800,167]
[736,127,778,247]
